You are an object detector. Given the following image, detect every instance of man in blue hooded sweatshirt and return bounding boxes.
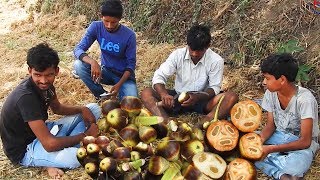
[73,0,138,101]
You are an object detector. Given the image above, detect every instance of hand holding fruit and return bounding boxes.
[260,145,274,160]
[180,92,198,107]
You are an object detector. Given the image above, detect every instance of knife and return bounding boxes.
[99,92,115,101]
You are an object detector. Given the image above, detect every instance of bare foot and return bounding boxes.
[46,167,64,179]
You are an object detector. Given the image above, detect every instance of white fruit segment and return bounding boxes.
[192,152,227,179]
[168,120,178,131]
[178,92,189,103]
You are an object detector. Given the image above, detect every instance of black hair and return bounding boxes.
[27,43,60,72]
[187,24,211,51]
[260,53,298,82]
[101,0,123,19]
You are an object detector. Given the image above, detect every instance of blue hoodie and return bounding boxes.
[74,21,136,77]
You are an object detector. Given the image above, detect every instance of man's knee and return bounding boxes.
[119,82,139,101]
[224,91,239,104]
[86,103,102,121]
[58,150,81,169]
[74,60,90,75]
[73,59,83,70]
[282,155,311,177]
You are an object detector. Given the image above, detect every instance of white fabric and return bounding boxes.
[152,47,224,95]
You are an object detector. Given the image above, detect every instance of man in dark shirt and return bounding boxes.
[0,43,101,179]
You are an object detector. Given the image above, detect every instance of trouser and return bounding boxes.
[20,103,101,169]
[74,59,138,101]
[255,130,319,179]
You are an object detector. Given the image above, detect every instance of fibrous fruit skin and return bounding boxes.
[86,143,100,157]
[182,165,203,180]
[181,139,204,162]
[101,99,120,116]
[99,157,117,173]
[139,125,157,144]
[97,118,109,133]
[156,137,180,161]
[206,120,239,152]
[95,135,110,148]
[119,124,139,147]
[101,139,124,157]
[148,155,170,175]
[224,158,257,180]
[120,96,143,117]
[139,108,152,116]
[112,147,131,161]
[76,147,87,166]
[85,162,99,179]
[152,123,168,139]
[81,136,96,148]
[134,142,154,158]
[239,132,263,161]
[230,100,262,132]
[106,108,128,130]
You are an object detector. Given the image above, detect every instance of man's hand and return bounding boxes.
[90,60,102,83]
[160,93,175,108]
[84,123,99,137]
[109,83,121,97]
[181,93,199,107]
[260,145,274,160]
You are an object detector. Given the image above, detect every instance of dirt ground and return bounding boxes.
[0,0,319,179]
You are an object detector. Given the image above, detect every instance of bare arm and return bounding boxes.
[29,96,98,152]
[260,112,276,143]
[28,120,98,152]
[50,97,96,125]
[264,118,313,152]
[260,115,313,159]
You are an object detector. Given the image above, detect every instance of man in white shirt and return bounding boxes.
[140,25,238,126]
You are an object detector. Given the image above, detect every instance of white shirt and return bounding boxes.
[262,86,319,138]
[152,47,224,95]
